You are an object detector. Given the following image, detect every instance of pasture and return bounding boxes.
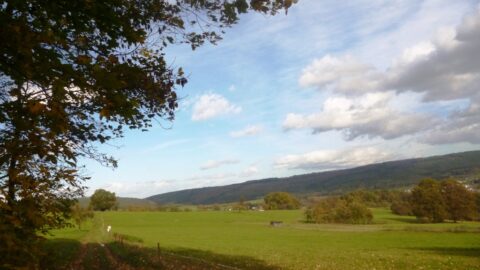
[46,208,480,269]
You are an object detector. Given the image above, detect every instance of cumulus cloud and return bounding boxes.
[293,9,480,144]
[299,55,383,95]
[386,15,480,102]
[230,125,263,138]
[192,93,241,121]
[200,159,239,170]
[283,92,433,140]
[274,147,395,171]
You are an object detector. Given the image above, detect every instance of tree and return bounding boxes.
[305,197,373,224]
[0,1,295,267]
[440,179,476,222]
[89,189,117,211]
[410,179,447,223]
[475,192,480,221]
[71,203,94,230]
[264,192,301,210]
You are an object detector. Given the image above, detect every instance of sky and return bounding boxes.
[83,0,480,198]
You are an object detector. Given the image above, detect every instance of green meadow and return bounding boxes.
[46,208,480,270]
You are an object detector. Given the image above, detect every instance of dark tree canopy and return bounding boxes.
[0,0,295,267]
[89,189,117,211]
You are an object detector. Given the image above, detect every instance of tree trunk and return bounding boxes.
[6,155,17,209]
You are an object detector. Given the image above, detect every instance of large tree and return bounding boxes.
[440,179,476,222]
[410,179,447,223]
[89,189,117,211]
[0,0,295,267]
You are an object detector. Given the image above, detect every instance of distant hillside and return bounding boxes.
[78,197,159,209]
[147,150,480,205]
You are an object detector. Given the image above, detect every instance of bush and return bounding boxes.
[390,191,413,216]
[264,192,301,210]
[390,200,413,216]
[305,197,373,224]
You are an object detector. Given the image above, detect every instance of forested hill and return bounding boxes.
[147,150,480,205]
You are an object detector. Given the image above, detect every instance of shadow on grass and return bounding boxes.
[40,238,282,270]
[408,247,480,258]
[40,238,83,269]
[107,241,282,270]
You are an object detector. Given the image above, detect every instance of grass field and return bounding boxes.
[46,208,480,269]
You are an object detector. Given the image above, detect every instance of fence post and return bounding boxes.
[157,242,160,257]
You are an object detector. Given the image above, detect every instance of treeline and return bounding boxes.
[82,180,480,226]
[391,178,479,223]
[304,189,410,224]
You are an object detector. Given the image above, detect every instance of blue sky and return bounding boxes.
[84,0,480,198]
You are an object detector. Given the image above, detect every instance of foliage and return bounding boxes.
[70,203,94,229]
[305,197,373,224]
[0,1,293,267]
[476,192,480,220]
[89,189,117,211]
[410,179,448,223]
[406,178,478,223]
[264,192,301,210]
[390,200,413,216]
[440,179,476,222]
[341,189,406,207]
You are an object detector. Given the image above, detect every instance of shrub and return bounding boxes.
[306,197,373,224]
[390,200,413,216]
[264,192,301,210]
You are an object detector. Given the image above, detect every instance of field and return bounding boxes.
[45,208,480,270]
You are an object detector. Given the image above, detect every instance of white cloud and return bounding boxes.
[101,180,174,198]
[239,165,259,177]
[274,147,395,171]
[421,96,480,145]
[230,125,263,138]
[423,122,480,145]
[191,93,241,121]
[299,55,382,95]
[200,159,240,170]
[386,9,480,102]
[283,92,433,140]
[293,8,480,145]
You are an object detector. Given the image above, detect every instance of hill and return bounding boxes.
[78,197,159,210]
[147,150,480,205]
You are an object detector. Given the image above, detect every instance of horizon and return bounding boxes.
[83,0,480,198]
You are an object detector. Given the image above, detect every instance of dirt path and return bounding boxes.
[68,244,88,270]
[66,243,135,270]
[102,244,135,270]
